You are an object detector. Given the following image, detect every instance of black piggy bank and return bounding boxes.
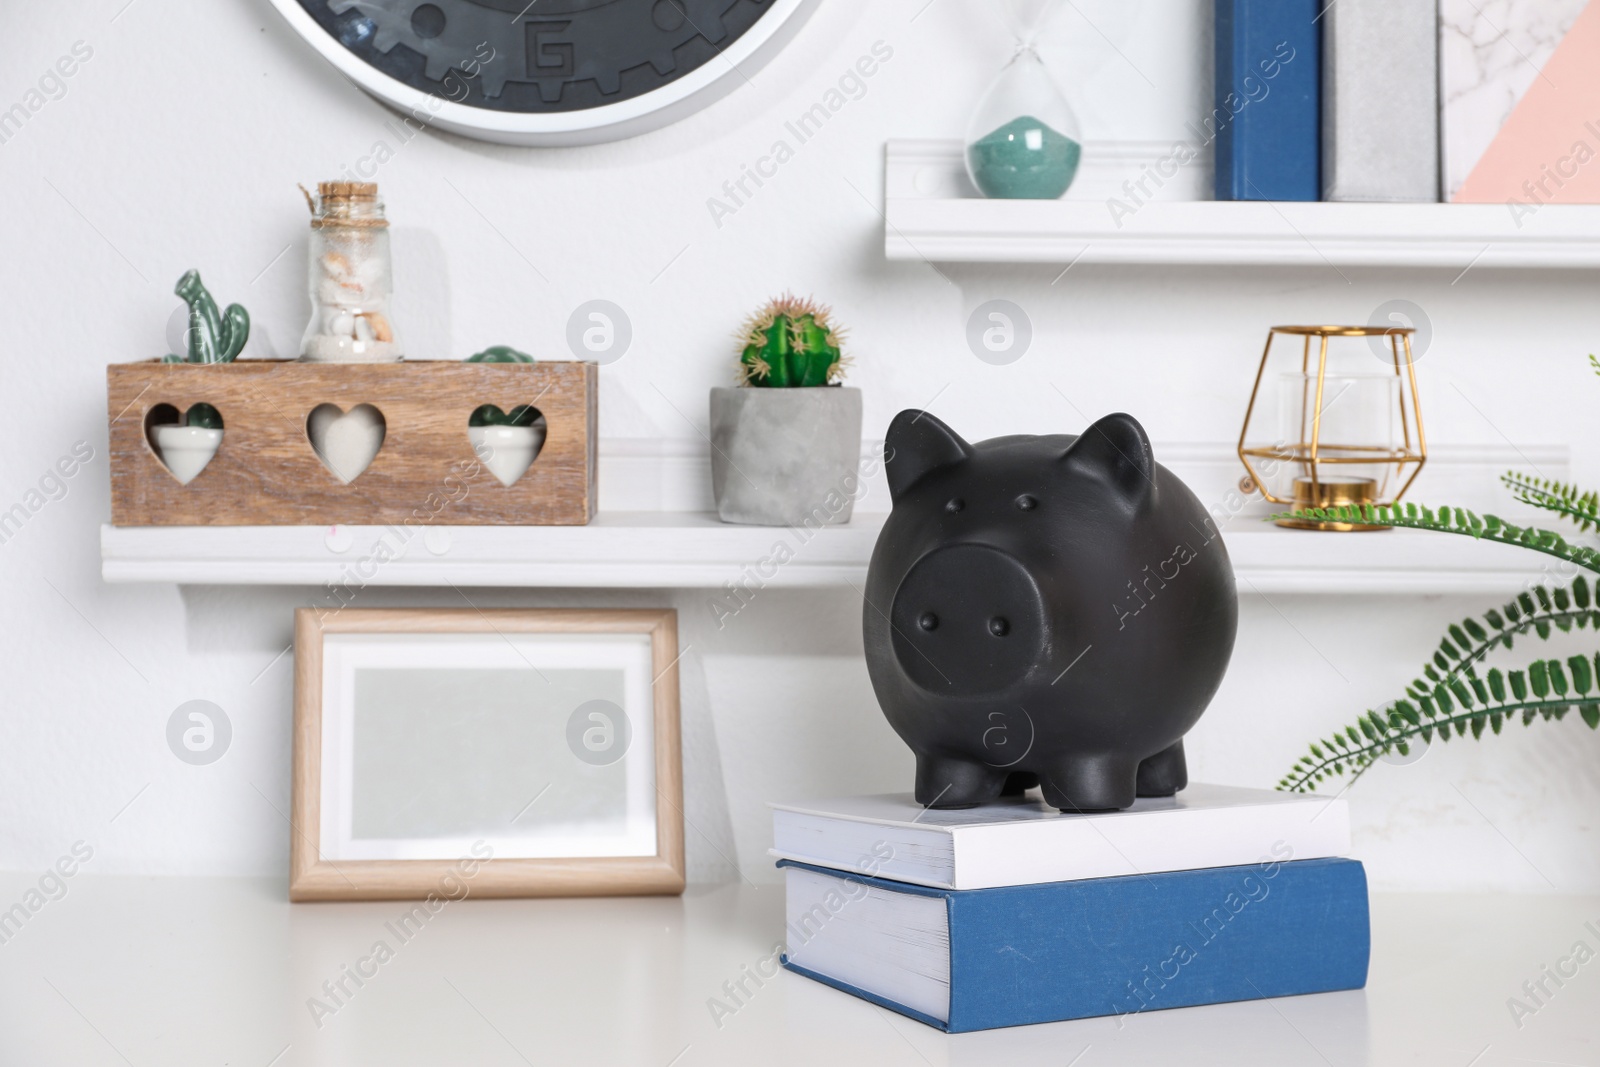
[862,410,1237,813]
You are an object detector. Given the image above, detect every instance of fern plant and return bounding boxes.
[1276,371,1600,791]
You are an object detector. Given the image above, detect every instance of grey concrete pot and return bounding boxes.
[709,386,864,526]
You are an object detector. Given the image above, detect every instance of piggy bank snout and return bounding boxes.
[888,544,1047,696]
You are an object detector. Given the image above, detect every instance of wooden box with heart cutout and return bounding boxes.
[107,360,596,526]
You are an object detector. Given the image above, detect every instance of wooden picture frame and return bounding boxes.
[290,608,684,901]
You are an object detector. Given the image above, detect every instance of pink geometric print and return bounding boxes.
[1456,0,1600,204]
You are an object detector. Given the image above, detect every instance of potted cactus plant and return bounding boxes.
[709,295,862,526]
[152,270,248,485]
[464,346,545,487]
[469,404,545,487]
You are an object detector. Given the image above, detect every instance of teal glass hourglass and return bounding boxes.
[965,0,1083,200]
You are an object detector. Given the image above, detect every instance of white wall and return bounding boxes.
[1,0,1597,893]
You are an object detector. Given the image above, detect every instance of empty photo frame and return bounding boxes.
[290,608,684,901]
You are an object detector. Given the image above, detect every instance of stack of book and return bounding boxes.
[1215,0,1439,202]
[1213,0,1600,204]
[770,784,1369,1033]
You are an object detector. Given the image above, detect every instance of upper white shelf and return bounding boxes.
[101,515,1553,595]
[884,140,1600,268]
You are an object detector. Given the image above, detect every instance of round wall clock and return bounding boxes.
[268,0,819,146]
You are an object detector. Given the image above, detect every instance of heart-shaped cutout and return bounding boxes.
[306,403,386,484]
[467,405,547,487]
[145,403,225,486]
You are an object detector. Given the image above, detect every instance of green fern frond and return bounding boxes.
[1420,577,1596,686]
[1269,503,1600,576]
[1280,655,1600,792]
[1501,472,1600,533]
[1272,355,1600,796]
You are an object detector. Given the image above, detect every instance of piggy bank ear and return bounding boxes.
[885,409,972,503]
[1062,412,1156,503]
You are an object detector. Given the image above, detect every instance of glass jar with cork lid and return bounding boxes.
[300,181,401,362]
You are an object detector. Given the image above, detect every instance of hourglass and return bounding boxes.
[965,0,1083,200]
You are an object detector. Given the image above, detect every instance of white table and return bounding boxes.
[0,875,1593,1065]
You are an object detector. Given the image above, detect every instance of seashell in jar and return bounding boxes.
[320,251,353,278]
[355,256,385,288]
[317,277,364,305]
[357,312,393,343]
[321,252,365,293]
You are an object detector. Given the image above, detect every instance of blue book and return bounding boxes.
[779,857,1369,1033]
[1213,0,1322,201]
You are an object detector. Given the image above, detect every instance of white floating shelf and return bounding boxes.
[885,140,1600,267]
[102,516,1552,595]
[100,514,883,590]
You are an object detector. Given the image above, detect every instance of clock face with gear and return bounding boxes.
[269,0,818,145]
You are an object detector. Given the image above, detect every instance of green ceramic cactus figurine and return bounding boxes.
[164,270,249,364]
[468,404,540,428]
[466,345,536,364]
[466,346,537,426]
[737,294,848,388]
[186,403,224,429]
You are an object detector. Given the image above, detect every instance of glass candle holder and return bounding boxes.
[1239,325,1427,531]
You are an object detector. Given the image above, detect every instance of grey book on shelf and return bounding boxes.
[1322,0,1440,202]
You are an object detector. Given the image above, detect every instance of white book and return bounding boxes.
[769,783,1349,891]
[1323,0,1439,202]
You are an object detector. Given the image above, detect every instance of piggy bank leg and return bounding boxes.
[915,754,1006,808]
[1038,756,1139,813]
[1000,771,1038,797]
[1135,740,1188,797]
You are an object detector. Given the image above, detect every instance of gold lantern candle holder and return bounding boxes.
[1238,325,1426,532]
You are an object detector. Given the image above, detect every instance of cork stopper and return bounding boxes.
[303,180,386,227]
[318,181,378,201]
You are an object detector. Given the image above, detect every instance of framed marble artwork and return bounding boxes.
[1442,0,1596,203]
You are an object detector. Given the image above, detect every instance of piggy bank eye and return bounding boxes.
[1015,495,1038,511]
[944,499,965,514]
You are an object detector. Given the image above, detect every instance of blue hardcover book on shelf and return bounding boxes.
[1213,0,1322,201]
[779,857,1369,1033]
